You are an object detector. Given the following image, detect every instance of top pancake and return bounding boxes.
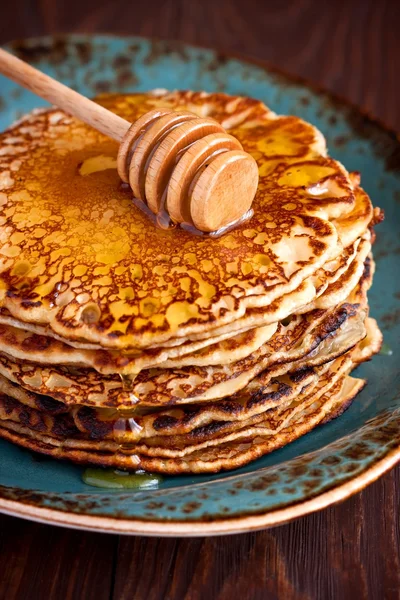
[0,91,357,348]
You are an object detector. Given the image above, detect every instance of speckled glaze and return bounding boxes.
[0,35,399,536]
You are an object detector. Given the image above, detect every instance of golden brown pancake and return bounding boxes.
[0,236,371,384]
[0,319,381,473]
[0,289,367,408]
[4,330,382,451]
[0,91,360,349]
[0,371,368,473]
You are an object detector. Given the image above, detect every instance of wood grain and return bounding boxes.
[0,0,399,129]
[0,514,118,599]
[110,471,400,600]
[0,1,399,599]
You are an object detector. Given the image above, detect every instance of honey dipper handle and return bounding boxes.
[0,48,131,142]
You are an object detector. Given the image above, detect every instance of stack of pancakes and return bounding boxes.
[0,91,382,473]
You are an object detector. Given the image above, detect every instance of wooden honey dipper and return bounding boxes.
[0,48,259,233]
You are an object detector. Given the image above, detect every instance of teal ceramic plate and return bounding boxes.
[0,35,399,536]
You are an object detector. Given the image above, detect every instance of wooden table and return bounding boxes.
[0,1,399,598]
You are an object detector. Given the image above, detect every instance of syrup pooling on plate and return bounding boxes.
[82,468,163,489]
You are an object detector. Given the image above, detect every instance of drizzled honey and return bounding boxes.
[130,192,254,238]
[112,373,143,467]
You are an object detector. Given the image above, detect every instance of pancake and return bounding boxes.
[0,364,317,439]
[3,313,381,446]
[0,90,383,475]
[0,320,278,374]
[0,219,370,351]
[0,233,370,383]
[0,301,381,474]
[0,369,368,473]
[0,352,351,449]
[0,255,372,414]
[0,91,359,349]
[0,286,367,409]
[6,323,380,449]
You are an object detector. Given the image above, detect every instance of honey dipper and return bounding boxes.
[0,48,259,232]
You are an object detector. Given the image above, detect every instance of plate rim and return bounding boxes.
[0,33,399,535]
[0,443,399,535]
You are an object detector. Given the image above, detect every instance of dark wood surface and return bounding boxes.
[0,1,399,598]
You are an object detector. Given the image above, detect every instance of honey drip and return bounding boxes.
[127,188,254,237]
[379,343,393,356]
[112,373,142,467]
